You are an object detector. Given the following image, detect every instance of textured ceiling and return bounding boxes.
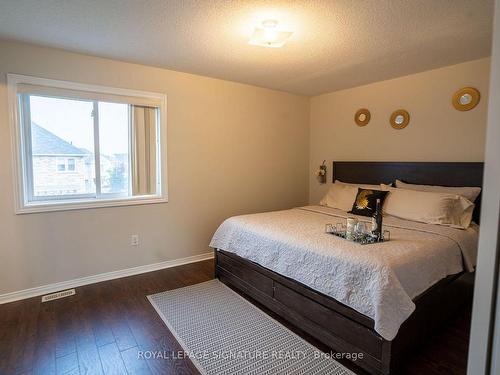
[0,0,494,96]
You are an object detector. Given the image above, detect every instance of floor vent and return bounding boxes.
[41,289,76,302]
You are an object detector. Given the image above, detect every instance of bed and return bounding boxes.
[211,161,484,375]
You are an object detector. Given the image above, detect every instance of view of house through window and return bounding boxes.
[19,91,161,207]
[29,96,96,198]
[98,102,130,195]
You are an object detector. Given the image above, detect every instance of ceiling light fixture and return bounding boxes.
[248,19,293,48]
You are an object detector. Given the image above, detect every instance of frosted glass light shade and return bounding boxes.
[248,20,293,48]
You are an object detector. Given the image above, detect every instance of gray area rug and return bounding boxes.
[148,280,355,375]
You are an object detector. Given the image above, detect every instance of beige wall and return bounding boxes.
[309,58,491,204]
[0,40,310,295]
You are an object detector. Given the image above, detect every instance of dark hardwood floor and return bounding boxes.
[0,259,472,375]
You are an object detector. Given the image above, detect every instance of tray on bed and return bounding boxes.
[327,230,386,245]
[325,223,387,245]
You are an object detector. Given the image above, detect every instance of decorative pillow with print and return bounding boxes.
[349,188,389,217]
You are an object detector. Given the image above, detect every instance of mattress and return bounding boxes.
[209,205,478,340]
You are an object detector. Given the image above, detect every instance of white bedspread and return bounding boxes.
[209,205,478,340]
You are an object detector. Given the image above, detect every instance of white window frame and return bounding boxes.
[56,158,67,172]
[67,158,76,172]
[7,74,168,214]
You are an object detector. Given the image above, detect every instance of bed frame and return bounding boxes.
[215,161,483,375]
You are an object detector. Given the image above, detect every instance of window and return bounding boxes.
[67,158,76,172]
[57,159,67,172]
[8,74,167,213]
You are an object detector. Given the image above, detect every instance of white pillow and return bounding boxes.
[380,184,474,229]
[320,183,359,211]
[335,180,382,190]
[394,179,481,202]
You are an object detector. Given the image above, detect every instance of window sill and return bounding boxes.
[16,195,168,214]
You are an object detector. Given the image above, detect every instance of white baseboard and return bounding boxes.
[0,252,214,305]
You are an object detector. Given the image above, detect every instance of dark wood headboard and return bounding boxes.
[332,161,484,224]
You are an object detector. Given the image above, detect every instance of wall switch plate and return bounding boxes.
[130,234,139,246]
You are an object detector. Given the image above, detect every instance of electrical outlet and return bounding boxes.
[130,234,139,246]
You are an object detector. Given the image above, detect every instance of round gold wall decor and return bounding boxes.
[390,109,410,130]
[452,87,480,111]
[354,108,371,126]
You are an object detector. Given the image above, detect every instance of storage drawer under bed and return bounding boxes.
[215,250,384,360]
[216,250,274,296]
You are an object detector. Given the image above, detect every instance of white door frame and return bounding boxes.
[467,0,500,373]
